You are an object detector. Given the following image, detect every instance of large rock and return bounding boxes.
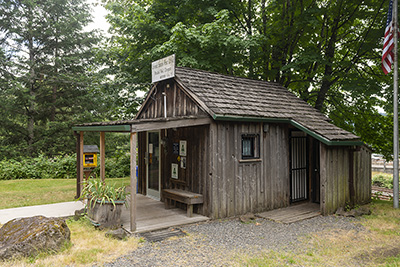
[0,216,70,260]
[336,206,372,217]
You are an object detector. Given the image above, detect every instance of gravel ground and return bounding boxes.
[103,215,365,267]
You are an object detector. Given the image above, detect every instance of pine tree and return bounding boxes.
[0,0,101,157]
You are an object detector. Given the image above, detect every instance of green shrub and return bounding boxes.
[0,153,130,180]
[372,173,393,189]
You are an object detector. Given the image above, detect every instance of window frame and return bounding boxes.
[241,134,260,160]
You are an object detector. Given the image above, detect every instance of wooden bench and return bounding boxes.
[162,189,203,217]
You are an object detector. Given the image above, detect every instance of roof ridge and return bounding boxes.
[175,66,284,87]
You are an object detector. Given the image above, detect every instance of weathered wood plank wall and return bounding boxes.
[320,145,350,215]
[353,145,372,205]
[209,121,290,219]
[321,144,371,215]
[162,125,210,215]
[137,81,208,120]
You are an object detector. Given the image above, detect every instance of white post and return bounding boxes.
[130,132,137,231]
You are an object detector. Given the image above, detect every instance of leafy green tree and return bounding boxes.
[104,0,393,157]
[0,0,102,157]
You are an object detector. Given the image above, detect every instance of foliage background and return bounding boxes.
[0,0,397,169]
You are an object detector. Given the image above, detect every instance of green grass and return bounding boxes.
[372,172,394,189]
[3,217,140,267]
[0,177,130,209]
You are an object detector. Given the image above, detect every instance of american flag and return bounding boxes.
[382,0,394,75]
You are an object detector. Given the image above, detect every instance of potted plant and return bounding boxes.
[79,177,129,229]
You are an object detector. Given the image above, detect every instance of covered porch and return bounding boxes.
[121,194,208,233]
[72,116,212,232]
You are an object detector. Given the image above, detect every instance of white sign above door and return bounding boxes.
[151,54,175,83]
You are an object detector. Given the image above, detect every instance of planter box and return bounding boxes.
[87,200,125,229]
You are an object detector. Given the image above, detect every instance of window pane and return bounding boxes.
[242,138,252,157]
[242,137,254,158]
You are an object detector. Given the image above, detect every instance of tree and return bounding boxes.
[0,0,102,157]
[104,0,392,157]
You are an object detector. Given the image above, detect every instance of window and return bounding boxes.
[241,134,260,159]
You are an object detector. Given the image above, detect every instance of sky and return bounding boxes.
[86,0,110,35]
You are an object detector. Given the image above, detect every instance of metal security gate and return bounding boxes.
[290,131,308,203]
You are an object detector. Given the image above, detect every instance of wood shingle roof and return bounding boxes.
[175,67,360,142]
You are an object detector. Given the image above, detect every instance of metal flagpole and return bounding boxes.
[394,0,399,209]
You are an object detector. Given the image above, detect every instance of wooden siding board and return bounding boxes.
[283,126,290,207]
[210,122,219,218]
[258,123,264,212]
[227,123,236,217]
[219,124,227,218]
[273,125,279,209]
[276,125,282,207]
[233,124,239,216]
[354,150,359,203]
[345,148,350,205]
[320,144,327,215]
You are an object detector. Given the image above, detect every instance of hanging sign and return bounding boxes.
[152,54,175,83]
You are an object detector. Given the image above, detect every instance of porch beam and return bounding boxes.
[131,117,212,132]
[72,125,131,132]
[100,132,105,181]
[130,132,137,232]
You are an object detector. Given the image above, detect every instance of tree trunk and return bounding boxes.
[315,16,339,111]
[28,29,35,155]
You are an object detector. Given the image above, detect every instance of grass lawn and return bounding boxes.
[0,177,130,209]
[2,177,400,266]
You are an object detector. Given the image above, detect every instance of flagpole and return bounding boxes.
[394,0,399,209]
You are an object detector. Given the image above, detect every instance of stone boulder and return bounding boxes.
[336,206,372,217]
[105,228,128,240]
[240,213,257,223]
[0,216,70,260]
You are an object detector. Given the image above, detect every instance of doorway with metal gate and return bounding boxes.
[289,130,308,203]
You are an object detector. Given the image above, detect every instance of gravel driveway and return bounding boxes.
[104,216,365,267]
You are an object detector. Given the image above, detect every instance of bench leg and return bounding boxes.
[187,204,193,217]
[165,199,171,209]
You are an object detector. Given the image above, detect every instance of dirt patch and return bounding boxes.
[353,245,400,264]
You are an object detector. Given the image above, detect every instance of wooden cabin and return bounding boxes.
[74,67,371,230]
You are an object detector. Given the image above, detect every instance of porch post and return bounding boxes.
[100,131,105,181]
[130,132,137,232]
[79,131,84,196]
[75,132,81,198]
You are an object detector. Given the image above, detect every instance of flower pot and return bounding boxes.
[87,200,125,230]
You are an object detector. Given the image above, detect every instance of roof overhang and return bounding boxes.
[212,114,364,146]
[72,117,213,133]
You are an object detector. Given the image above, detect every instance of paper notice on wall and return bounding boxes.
[179,140,187,156]
[181,157,186,169]
[171,163,178,179]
